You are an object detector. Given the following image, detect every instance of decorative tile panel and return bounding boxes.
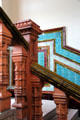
[38,29,80,64]
[38,27,80,92]
[38,41,54,91]
[55,61,80,85]
[38,52,44,67]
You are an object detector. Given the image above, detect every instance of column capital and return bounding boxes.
[15,19,42,37]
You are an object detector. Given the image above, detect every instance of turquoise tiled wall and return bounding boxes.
[56,63,80,85]
[38,52,44,67]
[38,29,80,89]
[38,32,80,64]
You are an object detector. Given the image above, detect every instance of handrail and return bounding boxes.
[31,63,80,101]
[0,7,29,50]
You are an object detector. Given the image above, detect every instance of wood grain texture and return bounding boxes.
[31,63,80,101]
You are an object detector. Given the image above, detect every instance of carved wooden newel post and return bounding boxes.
[12,46,27,120]
[15,20,42,120]
[0,20,12,112]
[54,88,68,120]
